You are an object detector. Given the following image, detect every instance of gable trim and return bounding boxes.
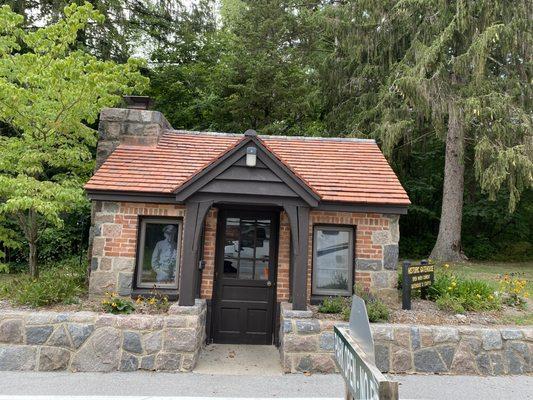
[174,135,320,206]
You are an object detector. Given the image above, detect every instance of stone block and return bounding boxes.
[123,331,142,354]
[100,257,113,271]
[165,316,188,328]
[117,273,133,296]
[112,257,135,272]
[168,299,206,316]
[163,329,197,352]
[482,330,502,350]
[491,353,505,375]
[375,343,390,372]
[450,347,477,374]
[26,326,53,345]
[295,320,320,334]
[319,332,334,351]
[143,331,162,354]
[283,335,318,352]
[372,230,391,245]
[501,329,523,340]
[372,325,393,341]
[25,312,67,325]
[101,201,120,213]
[411,327,421,350]
[476,353,492,375]
[414,348,447,373]
[383,244,399,270]
[38,347,70,371]
[283,320,292,334]
[393,326,411,347]
[0,345,36,371]
[419,327,434,348]
[120,353,139,372]
[90,257,99,271]
[91,237,106,257]
[89,272,116,296]
[48,325,72,348]
[181,353,198,371]
[437,345,455,369]
[461,336,482,354]
[391,346,412,372]
[71,327,121,372]
[295,354,336,373]
[389,215,400,243]
[280,303,313,319]
[356,259,382,271]
[140,355,156,370]
[0,319,23,343]
[116,315,164,330]
[433,327,459,343]
[155,352,181,371]
[67,324,95,349]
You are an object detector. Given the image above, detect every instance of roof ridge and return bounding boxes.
[164,129,376,143]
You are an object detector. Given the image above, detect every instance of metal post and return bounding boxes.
[402,260,411,310]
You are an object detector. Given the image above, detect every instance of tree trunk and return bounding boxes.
[27,209,39,278]
[430,104,466,262]
[28,239,38,278]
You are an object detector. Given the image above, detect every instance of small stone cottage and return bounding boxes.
[85,103,409,345]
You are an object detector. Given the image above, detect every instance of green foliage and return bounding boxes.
[354,285,390,322]
[429,268,501,312]
[101,292,135,314]
[318,296,346,314]
[0,3,147,276]
[0,257,86,307]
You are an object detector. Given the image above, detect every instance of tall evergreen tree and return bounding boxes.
[319,0,532,261]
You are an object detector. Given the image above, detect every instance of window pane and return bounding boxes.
[224,218,240,259]
[239,258,254,280]
[223,258,238,278]
[255,220,271,259]
[139,222,180,287]
[240,219,255,259]
[255,260,269,280]
[314,228,352,293]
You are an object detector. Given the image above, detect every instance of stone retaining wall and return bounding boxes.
[279,302,532,375]
[0,300,206,372]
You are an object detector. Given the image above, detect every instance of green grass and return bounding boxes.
[446,261,533,293]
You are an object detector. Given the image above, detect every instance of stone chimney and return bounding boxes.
[95,104,172,170]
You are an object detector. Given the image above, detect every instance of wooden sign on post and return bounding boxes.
[402,260,435,310]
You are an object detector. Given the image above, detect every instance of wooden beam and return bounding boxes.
[284,204,310,310]
[179,200,213,306]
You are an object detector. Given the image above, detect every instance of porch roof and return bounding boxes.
[85,130,410,207]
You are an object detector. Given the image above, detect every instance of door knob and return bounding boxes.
[266,281,272,287]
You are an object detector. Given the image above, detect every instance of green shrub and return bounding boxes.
[354,284,390,322]
[429,267,501,312]
[318,296,346,313]
[101,292,135,314]
[0,257,87,307]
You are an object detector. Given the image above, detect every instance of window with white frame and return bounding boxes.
[135,217,182,289]
[312,226,354,296]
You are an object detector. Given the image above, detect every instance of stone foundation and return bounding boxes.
[0,300,206,372]
[280,302,532,375]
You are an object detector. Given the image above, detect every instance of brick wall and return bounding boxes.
[89,201,399,302]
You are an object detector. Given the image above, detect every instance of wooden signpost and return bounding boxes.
[402,260,435,310]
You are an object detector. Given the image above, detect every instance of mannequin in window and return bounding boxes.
[151,225,177,282]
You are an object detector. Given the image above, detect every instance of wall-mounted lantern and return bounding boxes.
[246,146,257,167]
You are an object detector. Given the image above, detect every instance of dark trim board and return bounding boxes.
[86,189,407,215]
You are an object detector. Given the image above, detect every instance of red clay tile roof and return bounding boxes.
[85,130,410,206]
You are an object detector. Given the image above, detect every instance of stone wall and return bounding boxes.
[0,300,206,372]
[279,303,532,375]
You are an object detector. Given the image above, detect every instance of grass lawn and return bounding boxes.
[446,261,533,293]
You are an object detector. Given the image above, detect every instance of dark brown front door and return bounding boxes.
[212,209,278,344]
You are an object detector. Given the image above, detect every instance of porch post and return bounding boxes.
[284,204,310,310]
[179,200,213,306]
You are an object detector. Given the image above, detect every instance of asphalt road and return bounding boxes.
[0,372,532,400]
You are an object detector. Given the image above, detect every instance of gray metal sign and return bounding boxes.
[334,326,398,400]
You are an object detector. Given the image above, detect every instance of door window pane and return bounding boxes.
[313,227,353,295]
[222,216,273,281]
[136,219,181,289]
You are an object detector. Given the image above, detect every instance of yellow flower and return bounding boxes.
[476,294,481,299]
[443,264,449,269]
[451,282,456,287]
[489,295,494,300]
[135,298,143,304]
[148,298,157,305]
[447,286,452,291]
[525,293,529,299]
[112,302,117,307]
